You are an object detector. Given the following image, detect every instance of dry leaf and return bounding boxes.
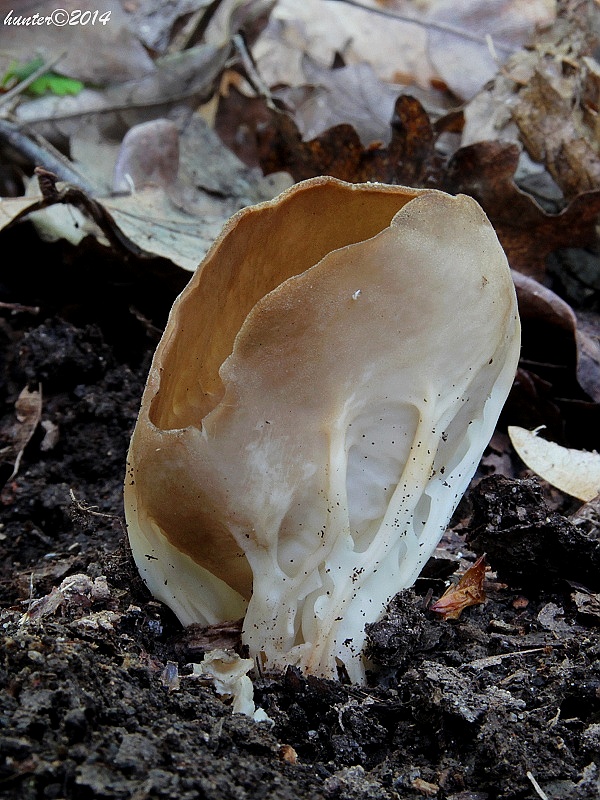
[430,555,487,620]
[446,141,600,280]
[257,94,442,184]
[0,386,42,484]
[513,274,600,405]
[274,58,403,145]
[572,589,600,624]
[511,34,600,199]
[505,274,600,451]
[512,271,579,395]
[20,573,111,624]
[13,43,230,141]
[113,119,180,192]
[426,0,556,100]
[252,0,554,101]
[2,116,290,271]
[123,0,215,52]
[576,317,600,404]
[461,0,599,197]
[508,425,600,501]
[252,0,436,90]
[0,0,153,86]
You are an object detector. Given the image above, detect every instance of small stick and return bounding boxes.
[232,33,276,109]
[0,52,67,109]
[466,647,551,670]
[329,0,515,55]
[0,301,40,314]
[527,771,549,800]
[70,489,122,522]
[0,119,97,194]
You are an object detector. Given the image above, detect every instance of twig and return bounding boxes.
[69,488,122,521]
[166,0,222,54]
[466,647,552,670]
[527,771,549,800]
[4,170,145,258]
[232,33,276,109]
[0,118,97,194]
[0,301,40,314]
[329,0,516,56]
[0,52,68,110]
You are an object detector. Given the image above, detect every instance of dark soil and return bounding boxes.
[1,221,599,800]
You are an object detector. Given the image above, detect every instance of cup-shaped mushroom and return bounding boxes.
[125,176,520,683]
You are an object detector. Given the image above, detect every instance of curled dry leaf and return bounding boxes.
[576,316,600,404]
[510,22,600,199]
[508,425,600,502]
[113,119,180,193]
[430,555,487,620]
[513,271,580,396]
[572,589,600,624]
[506,273,600,451]
[0,386,42,485]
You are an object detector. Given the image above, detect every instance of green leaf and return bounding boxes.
[1,56,84,96]
[27,73,84,97]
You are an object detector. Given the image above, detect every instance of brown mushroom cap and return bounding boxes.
[125,176,520,681]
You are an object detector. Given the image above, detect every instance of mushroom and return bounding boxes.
[124,176,520,683]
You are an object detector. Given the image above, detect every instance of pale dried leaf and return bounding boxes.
[508,425,600,502]
[0,197,43,232]
[104,188,232,271]
[537,601,572,633]
[512,56,600,197]
[252,0,436,90]
[6,116,290,271]
[0,0,153,85]
[124,0,214,52]
[275,59,400,144]
[572,589,600,623]
[14,44,230,141]
[0,386,42,482]
[462,2,598,197]
[253,0,554,103]
[426,0,555,100]
[113,119,180,192]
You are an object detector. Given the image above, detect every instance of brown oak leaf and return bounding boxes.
[445,141,600,281]
[257,94,443,186]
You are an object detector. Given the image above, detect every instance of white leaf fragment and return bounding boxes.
[508,425,600,502]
